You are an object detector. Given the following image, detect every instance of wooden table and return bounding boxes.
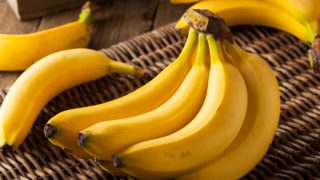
[0,0,189,89]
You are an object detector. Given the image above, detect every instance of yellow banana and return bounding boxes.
[179,42,280,180]
[172,0,320,23]
[112,35,248,179]
[44,29,198,159]
[0,48,142,152]
[263,0,320,23]
[0,3,91,71]
[176,0,317,43]
[78,32,209,161]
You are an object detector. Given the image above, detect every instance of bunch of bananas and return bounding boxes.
[172,0,320,71]
[42,9,280,179]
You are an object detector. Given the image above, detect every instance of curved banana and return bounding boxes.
[172,0,320,23]
[44,29,198,159]
[0,48,142,152]
[180,42,280,180]
[112,35,248,179]
[0,3,91,71]
[263,0,320,23]
[176,0,317,43]
[78,33,209,161]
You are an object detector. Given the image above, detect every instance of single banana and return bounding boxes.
[172,0,320,23]
[262,0,320,23]
[112,35,248,179]
[0,3,91,71]
[78,33,209,161]
[179,41,280,180]
[0,48,142,152]
[176,0,317,43]
[44,29,198,159]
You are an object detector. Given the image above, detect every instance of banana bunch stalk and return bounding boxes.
[0,2,92,71]
[172,0,320,71]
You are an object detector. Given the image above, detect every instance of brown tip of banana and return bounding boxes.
[183,9,233,42]
[0,144,13,153]
[78,132,87,147]
[44,124,57,138]
[309,35,320,72]
[112,154,122,168]
[134,67,145,78]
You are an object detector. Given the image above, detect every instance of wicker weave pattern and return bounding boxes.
[0,24,319,179]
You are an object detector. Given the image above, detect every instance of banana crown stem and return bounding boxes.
[193,33,207,65]
[309,35,320,72]
[183,9,233,42]
[78,1,92,24]
[207,35,223,64]
[177,28,198,65]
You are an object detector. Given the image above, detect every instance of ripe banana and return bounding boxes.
[112,35,248,179]
[78,32,209,161]
[172,0,320,23]
[0,3,91,71]
[0,48,142,152]
[179,41,280,180]
[175,0,317,43]
[44,29,198,159]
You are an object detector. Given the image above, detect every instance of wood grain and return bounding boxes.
[6,0,85,20]
[153,0,189,28]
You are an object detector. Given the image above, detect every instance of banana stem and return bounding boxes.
[44,124,57,138]
[78,1,92,24]
[108,60,145,78]
[183,9,233,42]
[0,144,12,153]
[309,35,320,72]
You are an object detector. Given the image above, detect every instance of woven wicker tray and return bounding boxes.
[0,23,319,179]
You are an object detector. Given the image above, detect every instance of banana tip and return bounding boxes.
[44,124,57,138]
[134,67,145,78]
[78,132,87,146]
[112,154,122,168]
[0,144,13,153]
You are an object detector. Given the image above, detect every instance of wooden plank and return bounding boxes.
[0,0,40,89]
[153,0,189,29]
[6,0,85,20]
[116,0,159,42]
[89,0,159,49]
[37,6,80,30]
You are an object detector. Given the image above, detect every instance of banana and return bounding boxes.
[263,0,320,23]
[112,35,248,179]
[175,0,317,43]
[77,32,209,161]
[179,41,280,180]
[173,0,320,27]
[0,2,91,71]
[44,29,198,159]
[0,48,142,152]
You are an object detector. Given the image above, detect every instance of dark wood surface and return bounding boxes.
[0,0,189,89]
